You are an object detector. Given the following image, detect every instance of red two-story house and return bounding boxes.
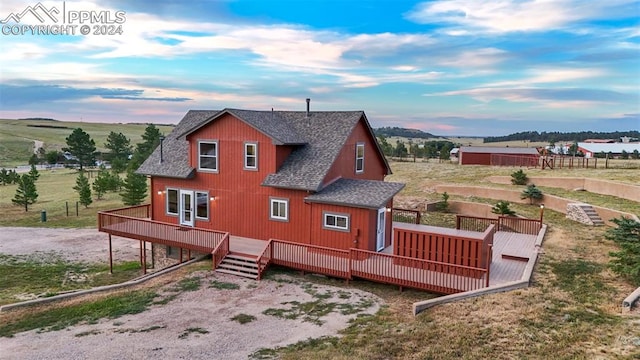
[136,106,404,256]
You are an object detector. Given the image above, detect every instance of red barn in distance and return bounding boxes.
[458,146,540,166]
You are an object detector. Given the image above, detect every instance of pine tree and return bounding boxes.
[12,174,38,211]
[128,124,161,171]
[0,168,8,185]
[120,170,148,206]
[491,201,516,216]
[104,131,132,172]
[28,163,40,181]
[606,217,640,285]
[63,128,97,170]
[92,166,110,199]
[74,171,93,208]
[520,184,543,204]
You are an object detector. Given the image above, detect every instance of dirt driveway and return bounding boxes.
[0,227,382,360]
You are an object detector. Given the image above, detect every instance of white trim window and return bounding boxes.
[270,197,288,221]
[198,140,218,172]
[355,143,364,173]
[244,142,258,170]
[323,212,350,231]
[166,188,178,215]
[195,191,209,220]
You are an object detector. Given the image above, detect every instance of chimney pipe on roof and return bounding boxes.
[306,98,310,117]
[159,135,165,163]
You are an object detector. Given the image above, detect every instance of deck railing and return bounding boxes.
[256,240,273,280]
[98,211,228,254]
[350,249,488,293]
[270,240,351,279]
[102,204,150,218]
[264,239,488,294]
[392,208,422,224]
[498,216,542,235]
[456,215,542,235]
[211,234,230,269]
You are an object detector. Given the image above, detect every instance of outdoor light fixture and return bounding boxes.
[386,208,392,213]
[210,196,216,201]
[539,204,545,223]
[157,190,162,196]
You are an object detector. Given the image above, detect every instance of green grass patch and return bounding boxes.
[231,313,257,324]
[114,325,166,334]
[0,291,157,337]
[548,258,614,304]
[168,277,201,292]
[178,327,209,339]
[0,253,142,306]
[75,329,102,337]
[209,280,240,290]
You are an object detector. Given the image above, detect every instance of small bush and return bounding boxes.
[231,313,257,324]
[491,201,516,216]
[511,169,528,185]
[520,184,543,204]
[606,217,640,285]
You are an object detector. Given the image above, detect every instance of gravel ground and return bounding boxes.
[0,227,382,360]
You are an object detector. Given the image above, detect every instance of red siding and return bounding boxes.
[323,118,387,184]
[459,152,491,165]
[149,112,393,252]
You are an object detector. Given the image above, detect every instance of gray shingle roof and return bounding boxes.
[460,146,540,155]
[136,110,220,178]
[305,179,405,209]
[137,108,393,193]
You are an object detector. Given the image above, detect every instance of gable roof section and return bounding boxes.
[137,108,394,192]
[181,109,306,145]
[460,146,540,155]
[577,142,640,153]
[305,178,405,209]
[136,110,220,178]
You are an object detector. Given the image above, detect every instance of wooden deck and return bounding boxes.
[98,207,542,295]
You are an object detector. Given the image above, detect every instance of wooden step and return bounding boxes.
[216,268,258,280]
[218,263,258,274]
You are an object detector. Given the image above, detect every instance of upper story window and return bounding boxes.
[355,143,364,173]
[198,141,218,172]
[244,142,258,170]
[270,197,288,222]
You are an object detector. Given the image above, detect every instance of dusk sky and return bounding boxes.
[0,0,638,136]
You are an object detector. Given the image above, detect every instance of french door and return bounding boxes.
[179,190,194,226]
[376,207,386,251]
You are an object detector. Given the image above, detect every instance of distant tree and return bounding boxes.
[92,166,110,200]
[567,141,579,156]
[491,201,516,216]
[129,124,162,171]
[63,128,97,170]
[7,170,20,184]
[12,174,38,211]
[120,170,148,205]
[520,184,543,205]
[632,150,640,160]
[376,135,393,157]
[511,169,528,185]
[104,131,132,172]
[606,217,640,286]
[0,168,9,185]
[28,154,39,166]
[621,150,629,160]
[394,140,408,158]
[28,164,40,181]
[45,150,61,165]
[73,171,93,208]
[439,143,453,160]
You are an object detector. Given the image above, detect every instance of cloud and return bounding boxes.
[0,84,191,107]
[429,87,635,107]
[405,0,638,33]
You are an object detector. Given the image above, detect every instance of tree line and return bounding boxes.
[484,130,640,143]
[374,127,437,139]
[377,135,456,160]
[3,123,162,212]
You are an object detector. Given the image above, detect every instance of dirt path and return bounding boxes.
[33,140,44,155]
[0,228,382,359]
[0,227,141,263]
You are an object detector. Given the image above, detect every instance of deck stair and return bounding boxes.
[578,204,605,226]
[216,253,259,279]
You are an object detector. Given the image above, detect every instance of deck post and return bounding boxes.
[180,248,183,263]
[142,241,147,275]
[108,234,113,274]
[139,240,143,267]
[188,249,191,261]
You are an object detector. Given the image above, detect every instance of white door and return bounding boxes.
[179,190,194,227]
[376,207,386,251]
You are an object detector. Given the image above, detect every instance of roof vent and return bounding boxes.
[306,98,310,117]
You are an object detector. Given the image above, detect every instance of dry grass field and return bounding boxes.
[0,155,639,358]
